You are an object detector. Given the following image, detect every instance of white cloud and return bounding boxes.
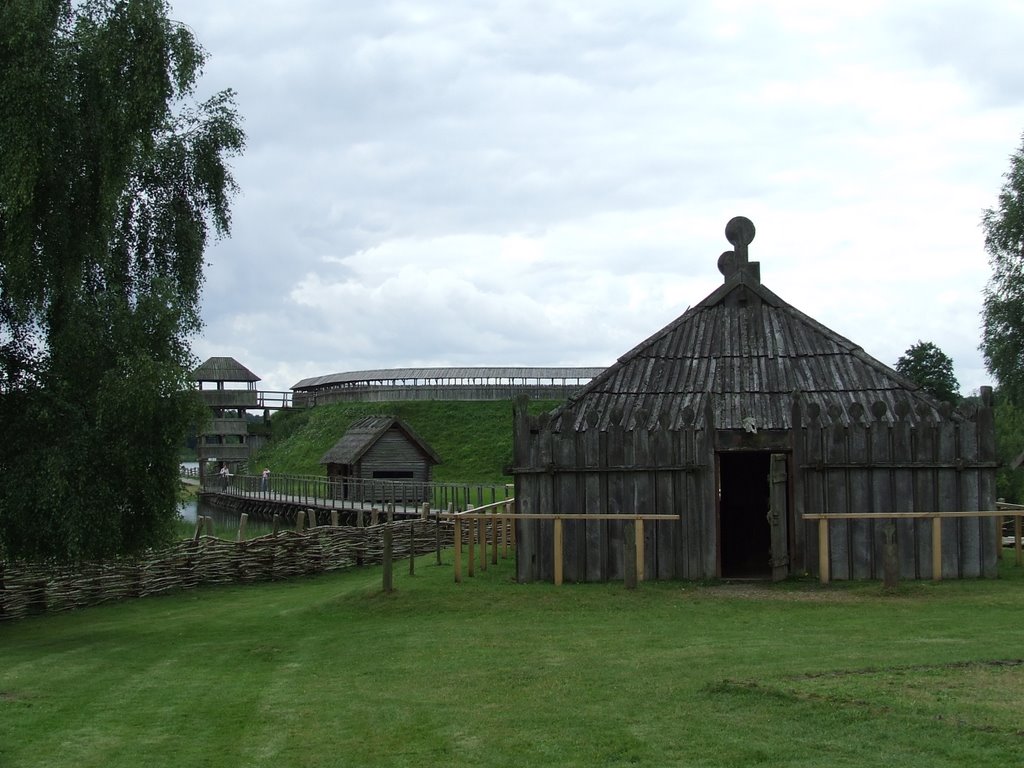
[172,0,1024,395]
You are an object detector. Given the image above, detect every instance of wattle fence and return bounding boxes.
[0,518,455,622]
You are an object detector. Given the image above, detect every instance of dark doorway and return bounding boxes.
[718,452,772,578]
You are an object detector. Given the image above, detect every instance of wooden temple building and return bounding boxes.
[511,217,998,582]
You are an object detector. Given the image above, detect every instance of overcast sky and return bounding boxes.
[170,0,1024,396]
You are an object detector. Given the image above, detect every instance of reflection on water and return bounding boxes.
[177,496,261,536]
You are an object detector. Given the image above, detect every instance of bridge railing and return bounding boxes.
[204,471,513,512]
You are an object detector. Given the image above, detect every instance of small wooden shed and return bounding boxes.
[320,416,441,502]
[512,217,998,583]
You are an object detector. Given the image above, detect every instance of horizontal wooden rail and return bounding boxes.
[804,509,1019,585]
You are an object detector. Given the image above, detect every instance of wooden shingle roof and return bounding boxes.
[319,416,441,465]
[191,357,261,383]
[551,224,951,432]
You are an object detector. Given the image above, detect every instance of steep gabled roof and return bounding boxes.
[551,220,950,432]
[319,416,441,466]
[191,357,261,383]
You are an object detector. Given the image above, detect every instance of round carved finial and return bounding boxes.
[717,250,737,278]
[725,216,756,247]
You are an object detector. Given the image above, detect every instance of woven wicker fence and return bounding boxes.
[0,519,455,622]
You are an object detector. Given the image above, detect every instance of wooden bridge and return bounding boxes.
[196,471,514,526]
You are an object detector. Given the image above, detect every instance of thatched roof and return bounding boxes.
[550,219,951,432]
[319,416,441,465]
[191,357,260,383]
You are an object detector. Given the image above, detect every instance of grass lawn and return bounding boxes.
[3,551,1024,767]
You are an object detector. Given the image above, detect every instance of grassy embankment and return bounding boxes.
[246,399,564,482]
[2,550,1024,767]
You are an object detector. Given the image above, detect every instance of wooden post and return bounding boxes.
[635,518,645,584]
[330,510,338,527]
[409,523,415,576]
[818,518,830,585]
[479,515,487,572]
[931,516,943,582]
[272,513,281,535]
[382,526,393,593]
[237,513,248,543]
[454,517,463,583]
[204,516,214,537]
[1016,515,1022,567]
[624,521,637,590]
[491,513,499,565]
[371,509,379,527]
[883,521,898,589]
[553,517,564,586]
[307,509,316,530]
[504,502,512,558]
[468,517,475,578]
[387,504,394,524]
[295,510,304,533]
[358,509,365,528]
[421,502,430,521]
[192,516,204,542]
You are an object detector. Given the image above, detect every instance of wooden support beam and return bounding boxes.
[635,518,645,584]
[454,518,462,583]
[818,518,830,585]
[553,517,564,586]
[1017,516,1022,567]
[931,517,942,582]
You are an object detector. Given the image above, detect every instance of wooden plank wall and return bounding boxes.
[514,392,997,583]
[796,399,998,580]
[513,401,713,582]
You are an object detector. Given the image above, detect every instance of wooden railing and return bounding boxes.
[205,472,513,515]
[443,503,678,587]
[802,507,1024,585]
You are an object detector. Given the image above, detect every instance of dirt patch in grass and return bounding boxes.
[692,582,864,602]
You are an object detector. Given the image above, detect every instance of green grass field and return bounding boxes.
[3,551,1024,767]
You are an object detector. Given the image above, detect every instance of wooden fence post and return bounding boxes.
[382,526,393,593]
[409,523,415,576]
[490,513,499,565]
[635,518,645,583]
[479,515,487,573]
[307,509,316,530]
[295,510,305,533]
[624,522,637,589]
[883,521,898,589]
[454,517,463,583]
[468,517,476,578]
[818,518,830,585]
[931,516,943,582]
[236,513,248,543]
[1016,515,1022,567]
[331,510,338,527]
[553,517,563,586]
[272,513,281,535]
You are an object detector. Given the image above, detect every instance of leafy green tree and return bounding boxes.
[894,340,960,404]
[981,131,1024,404]
[0,0,243,561]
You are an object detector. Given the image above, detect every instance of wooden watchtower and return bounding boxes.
[191,357,261,484]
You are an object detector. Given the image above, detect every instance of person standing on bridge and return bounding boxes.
[219,464,230,489]
[261,467,270,492]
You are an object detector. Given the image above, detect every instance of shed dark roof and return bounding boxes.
[319,416,441,466]
[551,249,950,433]
[191,357,261,383]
